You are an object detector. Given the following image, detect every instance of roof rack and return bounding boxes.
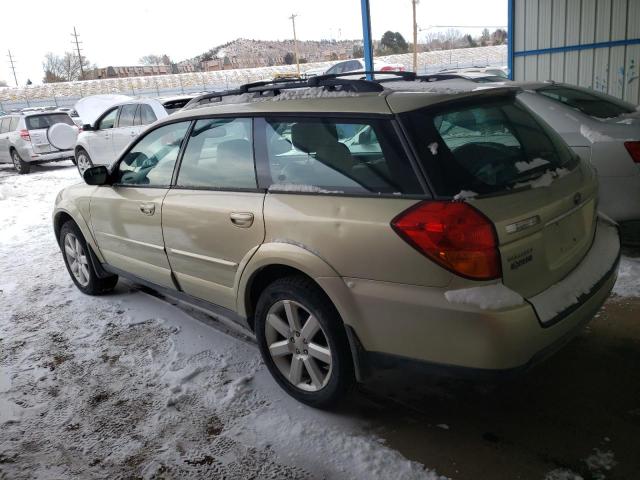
[181,70,473,110]
[182,73,391,110]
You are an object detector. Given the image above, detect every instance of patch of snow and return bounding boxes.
[435,424,450,430]
[529,219,619,324]
[513,168,570,189]
[545,469,584,480]
[428,142,439,155]
[613,256,640,297]
[514,157,550,173]
[269,183,343,194]
[271,87,359,101]
[0,163,444,479]
[580,124,614,143]
[616,118,634,125]
[584,448,617,472]
[444,282,524,310]
[453,190,478,200]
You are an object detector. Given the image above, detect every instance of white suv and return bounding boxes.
[75,99,168,173]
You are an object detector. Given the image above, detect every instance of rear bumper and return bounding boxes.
[17,146,74,164]
[319,218,620,376]
[598,175,640,222]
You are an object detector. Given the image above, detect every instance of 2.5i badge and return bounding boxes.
[507,248,533,270]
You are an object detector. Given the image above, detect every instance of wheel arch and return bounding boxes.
[53,206,105,263]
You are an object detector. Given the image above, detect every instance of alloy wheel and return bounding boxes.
[64,233,91,287]
[265,299,332,391]
[76,153,92,175]
[11,152,22,172]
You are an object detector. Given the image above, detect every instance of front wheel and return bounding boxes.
[11,150,31,174]
[59,221,118,295]
[75,149,93,176]
[255,276,355,408]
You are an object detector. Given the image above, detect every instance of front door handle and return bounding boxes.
[230,212,254,228]
[139,202,155,216]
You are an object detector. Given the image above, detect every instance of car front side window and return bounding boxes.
[114,121,190,187]
[98,108,118,130]
[176,117,256,189]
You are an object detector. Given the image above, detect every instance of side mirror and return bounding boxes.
[82,123,94,131]
[83,165,109,185]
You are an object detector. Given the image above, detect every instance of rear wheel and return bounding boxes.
[255,275,354,408]
[11,150,31,174]
[59,221,118,295]
[76,148,93,176]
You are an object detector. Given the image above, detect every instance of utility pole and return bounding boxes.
[71,26,85,80]
[289,14,300,76]
[412,0,419,73]
[7,50,18,87]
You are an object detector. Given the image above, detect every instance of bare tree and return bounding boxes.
[0,79,8,87]
[139,54,171,65]
[43,52,91,83]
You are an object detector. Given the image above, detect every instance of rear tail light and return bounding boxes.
[380,66,406,72]
[391,201,501,280]
[624,141,640,163]
[19,129,31,141]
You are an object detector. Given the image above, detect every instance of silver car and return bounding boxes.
[0,112,77,174]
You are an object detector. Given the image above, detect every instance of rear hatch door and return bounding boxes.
[26,113,76,153]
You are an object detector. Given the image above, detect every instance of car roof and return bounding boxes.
[163,83,521,122]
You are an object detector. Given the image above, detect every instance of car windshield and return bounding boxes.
[26,113,74,129]
[537,85,636,118]
[402,95,579,196]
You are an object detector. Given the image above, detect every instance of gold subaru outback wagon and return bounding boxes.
[53,75,621,407]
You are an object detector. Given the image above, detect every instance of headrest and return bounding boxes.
[291,123,338,153]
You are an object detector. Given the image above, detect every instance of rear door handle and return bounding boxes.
[230,212,254,228]
[139,202,155,215]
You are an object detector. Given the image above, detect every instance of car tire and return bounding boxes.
[11,150,31,174]
[59,220,118,295]
[255,275,355,408]
[75,148,93,176]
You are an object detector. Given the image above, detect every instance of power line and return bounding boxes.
[71,26,85,80]
[7,50,18,87]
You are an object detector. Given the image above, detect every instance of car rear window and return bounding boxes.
[26,113,74,130]
[403,96,579,196]
[537,85,635,118]
[259,118,423,195]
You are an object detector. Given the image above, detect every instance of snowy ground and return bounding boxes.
[0,163,442,479]
[1,162,639,479]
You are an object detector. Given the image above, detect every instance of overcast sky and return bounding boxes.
[1,0,506,86]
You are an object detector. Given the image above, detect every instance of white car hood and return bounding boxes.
[74,94,132,126]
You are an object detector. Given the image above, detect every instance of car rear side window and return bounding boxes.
[9,117,19,131]
[115,122,190,186]
[25,113,74,130]
[177,118,256,189]
[117,104,138,127]
[403,96,578,196]
[258,118,422,195]
[537,86,635,118]
[140,104,157,125]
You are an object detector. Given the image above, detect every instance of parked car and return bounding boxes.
[53,76,620,408]
[438,66,509,78]
[323,58,406,76]
[400,77,640,238]
[74,98,168,174]
[512,82,640,238]
[0,111,77,174]
[157,94,199,114]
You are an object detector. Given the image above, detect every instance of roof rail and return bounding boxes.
[182,74,386,110]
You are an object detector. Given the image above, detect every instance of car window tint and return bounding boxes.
[25,114,74,130]
[404,97,578,196]
[117,104,137,127]
[177,118,256,189]
[115,122,189,186]
[9,117,19,131]
[140,104,157,125]
[261,118,422,195]
[0,118,9,134]
[98,108,118,129]
[537,86,635,118]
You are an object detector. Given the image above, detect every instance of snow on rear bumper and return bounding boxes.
[529,216,620,326]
